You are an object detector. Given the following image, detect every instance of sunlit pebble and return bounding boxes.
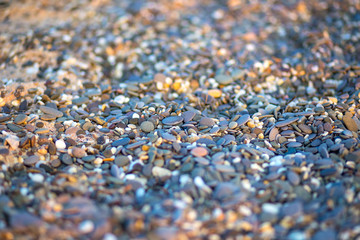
[238,205,252,217]
[29,173,44,183]
[78,220,94,234]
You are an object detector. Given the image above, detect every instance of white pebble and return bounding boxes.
[55,139,66,149]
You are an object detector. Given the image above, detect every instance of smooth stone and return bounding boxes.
[35,128,49,134]
[72,97,90,105]
[112,137,130,147]
[71,147,86,158]
[55,139,66,149]
[287,171,300,186]
[152,166,172,179]
[191,147,208,157]
[7,123,24,133]
[162,116,183,125]
[269,127,279,141]
[312,229,336,240]
[343,113,358,132]
[275,117,299,127]
[14,114,27,124]
[140,121,155,133]
[24,155,40,166]
[287,142,302,148]
[237,114,250,126]
[215,74,233,85]
[114,156,130,167]
[298,124,312,134]
[182,111,196,122]
[39,106,63,118]
[199,117,215,127]
[61,154,73,165]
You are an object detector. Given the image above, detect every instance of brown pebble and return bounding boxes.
[269,127,279,141]
[71,147,86,158]
[191,147,208,157]
[343,112,358,132]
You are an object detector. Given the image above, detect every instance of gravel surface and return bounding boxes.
[0,0,360,239]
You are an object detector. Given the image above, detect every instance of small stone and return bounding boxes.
[35,128,49,134]
[275,117,299,128]
[24,155,40,166]
[182,111,196,122]
[114,156,130,167]
[56,139,66,149]
[215,74,233,85]
[112,137,130,147]
[343,113,358,132]
[287,171,300,186]
[140,121,154,133]
[71,147,86,158]
[162,116,183,125]
[208,89,222,98]
[229,121,238,129]
[269,127,279,141]
[39,106,63,118]
[78,220,94,234]
[191,147,208,157]
[152,166,172,179]
[237,114,250,126]
[61,154,73,165]
[5,136,19,149]
[298,124,312,134]
[14,114,27,124]
[199,117,215,127]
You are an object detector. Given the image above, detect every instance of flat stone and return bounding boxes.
[24,155,40,166]
[112,137,130,147]
[35,128,49,134]
[287,171,300,186]
[237,114,250,126]
[191,147,208,157]
[39,106,63,118]
[298,124,312,134]
[182,111,196,122]
[215,74,233,85]
[269,127,279,141]
[14,114,27,124]
[343,113,358,132]
[275,117,299,128]
[199,117,215,127]
[162,116,183,125]
[115,155,130,167]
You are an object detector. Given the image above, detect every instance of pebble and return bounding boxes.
[237,114,250,126]
[191,147,208,157]
[14,114,27,124]
[162,116,183,125]
[275,117,299,127]
[343,112,358,132]
[269,127,279,141]
[71,147,86,158]
[24,155,40,166]
[152,166,172,179]
[215,74,233,85]
[55,139,66,149]
[199,117,215,127]
[140,121,154,133]
[39,106,63,118]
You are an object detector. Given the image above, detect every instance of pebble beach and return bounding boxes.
[0,0,360,239]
